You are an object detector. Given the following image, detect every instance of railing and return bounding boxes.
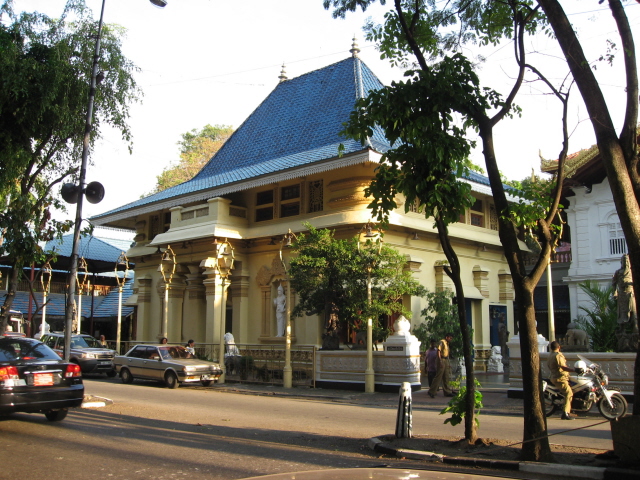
[114,341,316,387]
[522,250,572,266]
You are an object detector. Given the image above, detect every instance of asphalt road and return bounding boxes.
[0,377,614,480]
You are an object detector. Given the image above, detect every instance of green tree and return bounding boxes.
[575,280,618,353]
[414,289,466,359]
[340,54,485,443]
[288,223,424,338]
[324,0,572,460]
[0,0,140,331]
[534,0,640,416]
[150,124,233,194]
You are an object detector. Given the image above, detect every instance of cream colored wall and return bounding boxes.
[127,161,514,362]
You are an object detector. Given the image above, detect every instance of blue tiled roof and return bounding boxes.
[92,279,134,317]
[1,282,134,319]
[44,234,131,264]
[93,57,390,218]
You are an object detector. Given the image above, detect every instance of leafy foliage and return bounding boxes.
[575,280,618,353]
[414,289,470,359]
[150,124,234,194]
[441,377,483,427]
[342,55,497,227]
[324,0,567,453]
[0,0,140,326]
[288,223,425,334]
[503,174,564,245]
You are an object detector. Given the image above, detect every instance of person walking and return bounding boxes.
[428,333,454,398]
[185,339,196,356]
[424,339,438,388]
[548,341,578,420]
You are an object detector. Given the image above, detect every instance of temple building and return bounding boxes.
[92,44,517,371]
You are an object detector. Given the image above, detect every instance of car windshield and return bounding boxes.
[71,336,102,348]
[158,346,194,360]
[0,338,61,361]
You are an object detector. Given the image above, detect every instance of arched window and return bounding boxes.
[608,215,627,256]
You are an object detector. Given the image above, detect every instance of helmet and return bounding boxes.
[574,360,587,372]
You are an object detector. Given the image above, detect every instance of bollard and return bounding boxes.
[395,381,412,438]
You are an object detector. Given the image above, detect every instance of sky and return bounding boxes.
[11,0,640,228]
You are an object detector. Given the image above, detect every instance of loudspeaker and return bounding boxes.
[85,181,105,204]
[61,183,80,204]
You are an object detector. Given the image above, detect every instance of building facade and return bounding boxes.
[542,145,627,324]
[93,50,517,370]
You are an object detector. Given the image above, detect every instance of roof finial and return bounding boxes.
[278,63,288,83]
[350,36,360,58]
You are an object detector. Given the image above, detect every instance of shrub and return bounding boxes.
[575,280,618,352]
[413,289,471,359]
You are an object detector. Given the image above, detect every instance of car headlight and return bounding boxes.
[82,352,96,359]
[184,366,196,372]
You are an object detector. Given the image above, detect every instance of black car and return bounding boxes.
[40,333,117,376]
[0,337,84,421]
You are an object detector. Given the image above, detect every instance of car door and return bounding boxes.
[143,346,167,381]
[122,346,148,377]
[42,335,61,357]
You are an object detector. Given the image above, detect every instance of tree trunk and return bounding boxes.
[513,280,553,461]
[0,265,20,334]
[478,120,553,462]
[435,215,477,443]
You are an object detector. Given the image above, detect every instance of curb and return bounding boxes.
[81,394,112,408]
[368,437,640,480]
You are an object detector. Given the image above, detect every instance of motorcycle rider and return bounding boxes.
[548,341,581,420]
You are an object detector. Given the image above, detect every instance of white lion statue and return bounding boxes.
[487,345,504,373]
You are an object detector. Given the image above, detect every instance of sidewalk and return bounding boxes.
[213,372,523,416]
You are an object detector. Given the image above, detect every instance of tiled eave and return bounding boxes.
[92,149,380,227]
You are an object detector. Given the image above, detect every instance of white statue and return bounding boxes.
[487,345,504,373]
[273,284,286,337]
[34,322,50,340]
[224,332,240,357]
[223,332,241,375]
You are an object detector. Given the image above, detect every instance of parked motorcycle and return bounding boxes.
[542,354,628,420]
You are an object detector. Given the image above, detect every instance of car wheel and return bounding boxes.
[45,409,68,422]
[201,380,213,387]
[106,369,117,378]
[120,368,134,384]
[165,371,179,389]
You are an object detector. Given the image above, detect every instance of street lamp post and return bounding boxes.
[62,0,167,360]
[215,239,234,384]
[115,252,129,353]
[76,258,89,334]
[159,246,176,340]
[39,262,52,338]
[280,230,298,389]
[359,221,379,394]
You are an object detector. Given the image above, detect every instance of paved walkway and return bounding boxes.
[214,373,523,416]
